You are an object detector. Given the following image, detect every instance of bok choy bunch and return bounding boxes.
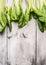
[18,0,35,27]
[11,0,22,21]
[0,0,46,32]
[25,0,35,21]
[33,0,46,32]
[10,0,24,28]
[6,0,23,31]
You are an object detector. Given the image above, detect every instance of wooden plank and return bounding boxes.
[0,29,8,65]
[7,0,36,65]
[8,18,36,65]
[37,25,46,65]
[0,0,9,65]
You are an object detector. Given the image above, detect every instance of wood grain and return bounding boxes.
[0,28,8,65]
[37,25,46,65]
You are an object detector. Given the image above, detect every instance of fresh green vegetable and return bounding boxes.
[11,0,22,21]
[0,0,7,32]
[18,13,26,27]
[0,0,46,33]
[5,7,12,32]
[9,0,24,28]
[18,0,35,27]
[25,0,33,21]
[32,0,46,32]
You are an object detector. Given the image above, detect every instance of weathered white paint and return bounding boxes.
[37,26,46,65]
[0,0,9,65]
[0,29,7,65]
[1,0,46,65]
[8,19,36,65]
[6,0,36,64]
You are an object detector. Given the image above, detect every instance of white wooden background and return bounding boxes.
[0,0,46,65]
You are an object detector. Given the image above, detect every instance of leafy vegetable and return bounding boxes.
[32,0,46,32]
[5,7,12,32]
[9,0,24,28]
[0,0,46,32]
[0,0,7,32]
[18,0,35,27]
[25,0,33,21]
[11,0,22,21]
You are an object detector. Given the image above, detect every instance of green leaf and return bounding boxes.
[38,20,45,32]
[39,16,46,22]
[5,7,12,32]
[11,0,22,21]
[0,0,7,32]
